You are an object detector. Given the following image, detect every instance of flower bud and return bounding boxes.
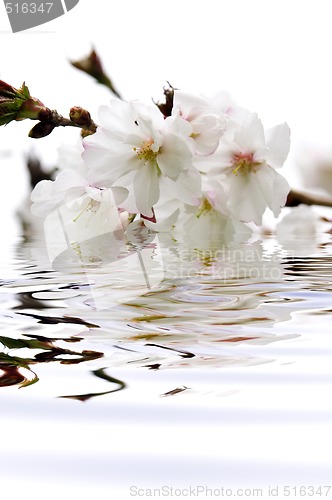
[71,49,121,98]
[71,49,104,79]
[0,80,49,126]
[29,121,56,139]
[70,106,92,127]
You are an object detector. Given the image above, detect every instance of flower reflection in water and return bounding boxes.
[0,227,315,400]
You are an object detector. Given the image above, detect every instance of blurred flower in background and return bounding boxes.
[296,146,332,196]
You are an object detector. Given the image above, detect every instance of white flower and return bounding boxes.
[31,169,127,220]
[172,90,226,155]
[31,170,130,264]
[202,112,291,225]
[83,99,202,219]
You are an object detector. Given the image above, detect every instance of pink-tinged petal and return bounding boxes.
[133,164,160,218]
[265,122,291,169]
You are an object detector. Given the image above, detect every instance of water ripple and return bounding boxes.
[0,236,331,398]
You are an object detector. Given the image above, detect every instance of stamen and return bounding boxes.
[133,139,158,164]
[232,152,261,175]
[72,199,99,222]
[196,197,213,218]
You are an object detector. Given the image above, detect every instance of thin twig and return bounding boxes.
[29,108,97,138]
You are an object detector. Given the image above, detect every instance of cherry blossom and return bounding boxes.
[30,89,292,241]
[31,168,127,221]
[201,112,291,225]
[172,90,226,155]
[82,99,202,219]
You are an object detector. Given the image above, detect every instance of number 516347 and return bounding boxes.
[5,3,53,14]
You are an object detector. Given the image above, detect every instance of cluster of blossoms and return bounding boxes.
[30,90,291,242]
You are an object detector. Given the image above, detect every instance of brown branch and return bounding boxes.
[0,79,98,138]
[286,189,332,209]
[29,107,97,139]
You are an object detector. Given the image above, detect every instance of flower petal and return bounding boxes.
[265,122,291,169]
[234,113,266,153]
[220,165,290,225]
[133,164,160,218]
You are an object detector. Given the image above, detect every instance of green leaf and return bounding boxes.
[20,82,31,99]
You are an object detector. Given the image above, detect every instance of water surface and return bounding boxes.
[0,227,332,498]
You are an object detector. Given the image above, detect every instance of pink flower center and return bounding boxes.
[232,152,261,175]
